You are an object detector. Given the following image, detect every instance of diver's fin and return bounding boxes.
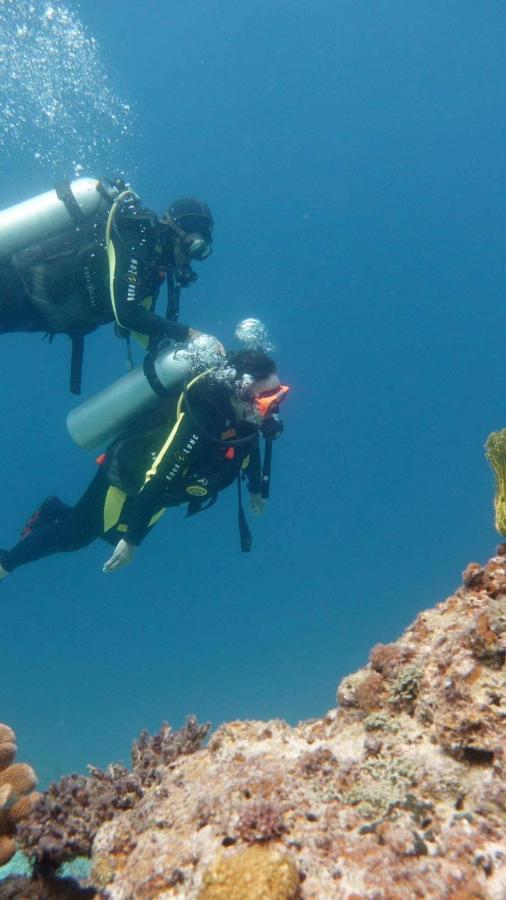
[20,496,70,540]
[485,429,506,534]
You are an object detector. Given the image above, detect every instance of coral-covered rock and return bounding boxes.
[12,554,506,898]
[16,717,209,871]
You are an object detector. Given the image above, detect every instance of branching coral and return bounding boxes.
[17,716,209,872]
[0,723,38,868]
[234,801,288,844]
[131,715,209,788]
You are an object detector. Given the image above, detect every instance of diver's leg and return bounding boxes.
[0,470,108,573]
[0,265,48,333]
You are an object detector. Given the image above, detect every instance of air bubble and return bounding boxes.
[0,0,138,176]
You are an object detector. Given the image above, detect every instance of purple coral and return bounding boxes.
[235,801,287,844]
[17,716,209,872]
[132,716,210,788]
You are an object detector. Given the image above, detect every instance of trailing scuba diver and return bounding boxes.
[0,350,290,580]
[0,177,218,393]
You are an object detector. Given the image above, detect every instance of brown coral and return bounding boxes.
[198,844,300,900]
[0,723,38,867]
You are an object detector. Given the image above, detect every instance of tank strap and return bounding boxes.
[55,180,86,225]
[143,351,171,398]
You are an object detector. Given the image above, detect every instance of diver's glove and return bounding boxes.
[249,493,267,516]
[103,539,136,573]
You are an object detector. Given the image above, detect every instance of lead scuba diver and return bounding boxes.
[0,350,290,580]
[0,177,217,392]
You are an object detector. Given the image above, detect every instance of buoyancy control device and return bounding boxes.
[0,177,126,394]
[66,342,192,450]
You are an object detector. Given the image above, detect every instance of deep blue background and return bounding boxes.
[2,0,506,785]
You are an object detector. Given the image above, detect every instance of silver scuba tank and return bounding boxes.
[67,344,192,450]
[0,177,104,259]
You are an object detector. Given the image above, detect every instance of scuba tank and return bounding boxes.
[0,177,113,259]
[66,343,192,450]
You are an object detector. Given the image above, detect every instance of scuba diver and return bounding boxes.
[0,177,217,392]
[0,350,289,580]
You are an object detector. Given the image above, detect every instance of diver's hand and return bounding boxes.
[188,328,226,356]
[249,493,267,516]
[103,539,136,573]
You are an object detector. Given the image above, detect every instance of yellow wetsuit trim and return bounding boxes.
[142,371,211,487]
[114,508,165,532]
[109,506,166,535]
[129,297,153,349]
[148,507,167,527]
[103,485,128,532]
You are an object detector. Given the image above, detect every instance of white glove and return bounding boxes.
[249,493,267,516]
[103,539,136,573]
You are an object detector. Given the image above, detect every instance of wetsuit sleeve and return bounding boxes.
[107,200,190,347]
[125,407,206,545]
[244,441,262,494]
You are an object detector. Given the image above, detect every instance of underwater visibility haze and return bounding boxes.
[1,0,506,787]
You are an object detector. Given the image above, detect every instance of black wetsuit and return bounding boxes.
[1,376,262,573]
[0,191,190,348]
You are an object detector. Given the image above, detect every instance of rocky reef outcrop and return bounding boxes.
[2,551,506,899]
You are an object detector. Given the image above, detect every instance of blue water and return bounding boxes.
[1,0,505,788]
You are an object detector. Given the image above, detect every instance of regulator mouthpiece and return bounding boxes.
[235,318,274,352]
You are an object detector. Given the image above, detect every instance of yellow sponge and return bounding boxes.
[485,429,506,534]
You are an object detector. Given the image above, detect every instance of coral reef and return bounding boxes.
[16,717,209,871]
[0,724,38,867]
[5,552,506,898]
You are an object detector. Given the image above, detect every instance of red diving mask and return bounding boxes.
[253,384,290,418]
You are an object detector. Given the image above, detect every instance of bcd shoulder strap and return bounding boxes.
[55,180,86,225]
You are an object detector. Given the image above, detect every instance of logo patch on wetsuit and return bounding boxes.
[126,258,139,301]
[186,485,208,497]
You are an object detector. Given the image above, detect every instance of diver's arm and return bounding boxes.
[108,202,190,344]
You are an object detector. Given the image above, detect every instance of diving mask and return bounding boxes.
[252,384,290,418]
[164,216,212,261]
